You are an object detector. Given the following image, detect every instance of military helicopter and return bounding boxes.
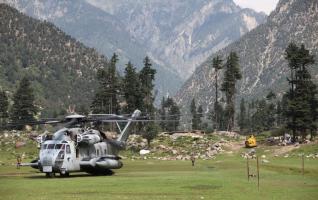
[17,109,143,177]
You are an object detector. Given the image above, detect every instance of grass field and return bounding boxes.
[0,153,317,200]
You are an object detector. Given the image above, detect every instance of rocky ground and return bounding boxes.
[0,130,317,166]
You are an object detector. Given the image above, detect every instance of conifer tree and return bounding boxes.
[123,61,141,113]
[285,43,317,141]
[238,98,246,132]
[142,122,160,148]
[212,56,223,130]
[221,52,242,131]
[159,97,167,130]
[91,67,111,114]
[160,97,180,131]
[109,53,121,113]
[10,77,37,129]
[197,105,203,130]
[190,98,199,130]
[139,56,156,114]
[91,53,121,114]
[0,90,9,129]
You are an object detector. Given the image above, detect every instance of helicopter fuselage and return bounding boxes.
[37,130,125,176]
[23,109,141,177]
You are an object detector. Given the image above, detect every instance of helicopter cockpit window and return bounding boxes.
[55,144,63,149]
[41,144,47,149]
[47,144,55,149]
[66,145,71,154]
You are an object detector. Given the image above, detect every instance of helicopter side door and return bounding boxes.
[62,142,80,171]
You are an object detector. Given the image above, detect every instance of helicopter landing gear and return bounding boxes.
[60,172,69,177]
[45,172,55,178]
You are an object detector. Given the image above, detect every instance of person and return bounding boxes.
[16,155,22,169]
[190,154,195,166]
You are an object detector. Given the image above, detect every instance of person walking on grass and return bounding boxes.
[190,154,195,166]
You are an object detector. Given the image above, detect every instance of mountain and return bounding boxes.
[0,3,108,116]
[86,0,266,78]
[0,0,184,100]
[175,0,318,113]
[1,0,266,99]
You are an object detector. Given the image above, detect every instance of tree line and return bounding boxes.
[0,54,181,135]
[199,43,317,141]
[190,51,242,132]
[1,43,316,142]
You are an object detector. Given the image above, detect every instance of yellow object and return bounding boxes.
[245,135,257,148]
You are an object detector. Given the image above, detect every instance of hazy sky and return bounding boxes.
[233,0,280,14]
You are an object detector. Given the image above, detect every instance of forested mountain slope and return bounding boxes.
[0,4,107,116]
[175,0,318,113]
[2,0,266,99]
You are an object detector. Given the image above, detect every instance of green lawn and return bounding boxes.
[0,155,317,200]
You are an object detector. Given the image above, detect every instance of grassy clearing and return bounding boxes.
[0,154,317,200]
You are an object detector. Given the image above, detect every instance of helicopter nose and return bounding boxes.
[41,155,54,166]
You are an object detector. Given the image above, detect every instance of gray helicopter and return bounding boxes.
[20,110,141,177]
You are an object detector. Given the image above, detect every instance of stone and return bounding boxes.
[262,159,269,163]
[172,149,178,155]
[248,149,256,155]
[220,138,227,143]
[15,141,26,148]
[139,149,150,155]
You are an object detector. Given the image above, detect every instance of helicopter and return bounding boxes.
[16,109,143,177]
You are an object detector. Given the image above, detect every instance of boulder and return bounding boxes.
[248,149,256,155]
[15,141,26,148]
[262,159,269,163]
[171,149,178,155]
[139,149,150,155]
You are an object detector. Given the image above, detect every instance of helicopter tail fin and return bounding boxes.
[117,109,141,142]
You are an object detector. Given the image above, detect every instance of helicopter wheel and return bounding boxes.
[45,172,55,178]
[60,172,69,177]
[103,169,114,176]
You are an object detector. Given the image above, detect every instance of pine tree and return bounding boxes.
[0,90,9,129]
[221,52,242,131]
[212,55,223,130]
[139,56,156,115]
[159,97,180,131]
[264,91,277,130]
[91,67,111,114]
[238,98,246,132]
[159,97,167,131]
[123,61,141,113]
[108,53,121,113]
[10,77,38,129]
[91,53,121,114]
[190,98,199,130]
[285,43,316,141]
[142,122,160,148]
[169,100,181,131]
[197,105,203,130]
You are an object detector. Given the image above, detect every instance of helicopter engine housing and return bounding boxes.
[77,134,101,145]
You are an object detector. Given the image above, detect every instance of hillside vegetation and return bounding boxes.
[0,4,108,116]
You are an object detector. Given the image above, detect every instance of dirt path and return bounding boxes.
[224,140,245,151]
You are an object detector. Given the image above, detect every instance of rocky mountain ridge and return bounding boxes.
[86,0,266,78]
[1,0,266,98]
[175,0,318,114]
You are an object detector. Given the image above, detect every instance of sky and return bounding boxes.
[233,0,280,14]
